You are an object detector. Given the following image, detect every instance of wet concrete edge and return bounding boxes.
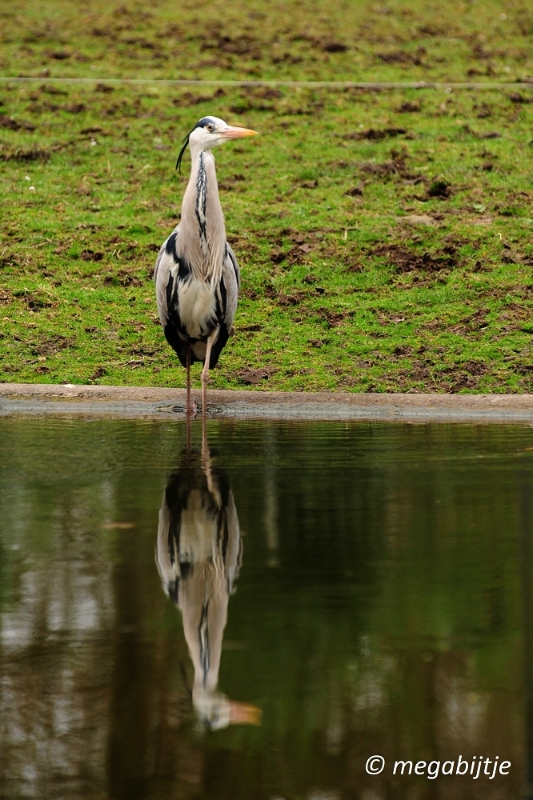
[1,384,533,423]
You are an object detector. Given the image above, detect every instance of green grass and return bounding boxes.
[1,0,533,392]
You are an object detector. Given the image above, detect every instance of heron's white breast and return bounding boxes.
[178,489,219,563]
[178,277,216,339]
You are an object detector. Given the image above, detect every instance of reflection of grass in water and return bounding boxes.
[1,0,533,392]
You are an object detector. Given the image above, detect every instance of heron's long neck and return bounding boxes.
[179,148,226,284]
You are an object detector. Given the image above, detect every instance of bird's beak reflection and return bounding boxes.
[221,125,259,139]
[229,700,262,726]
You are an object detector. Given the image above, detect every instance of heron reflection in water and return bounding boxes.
[156,443,260,730]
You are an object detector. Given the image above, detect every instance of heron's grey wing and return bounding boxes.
[222,242,240,331]
[154,224,180,328]
[223,490,243,594]
[155,490,181,603]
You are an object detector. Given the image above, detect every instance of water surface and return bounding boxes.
[0,417,532,799]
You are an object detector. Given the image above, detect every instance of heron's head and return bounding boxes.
[176,116,258,172]
[193,687,262,731]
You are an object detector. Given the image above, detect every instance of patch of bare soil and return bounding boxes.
[88,367,107,382]
[461,124,503,140]
[270,243,313,266]
[0,115,36,131]
[509,92,533,104]
[102,267,146,287]
[368,243,459,273]
[236,367,276,385]
[228,86,284,113]
[30,335,75,357]
[317,40,349,52]
[171,87,227,108]
[497,303,530,323]
[80,249,104,262]
[448,308,489,334]
[397,100,422,113]
[426,180,452,199]
[278,291,308,306]
[268,228,364,274]
[374,359,491,392]
[356,150,424,186]
[0,146,51,162]
[376,47,426,65]
[199,31,262,58]
[237,323,262,334]
[269,229,322,267]
[473,102,493,119]
[438,360,489,391]
[217,173,246,192]
[348,127,409,141]
[345,184,364,197]
[226,234,256,258]
[12,289,57,310]
[317,309,351,328]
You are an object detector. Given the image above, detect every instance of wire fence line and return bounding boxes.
[1,76,532,90]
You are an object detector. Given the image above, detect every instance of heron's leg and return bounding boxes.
[200,429,218,502]
[201,330,218,458]
[200,330,217,415]
[186,346,192,417]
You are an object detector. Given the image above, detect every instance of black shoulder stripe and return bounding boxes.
[165,258,191,316]
[165,232,178,260]
[220,517,229,565]
[177,257,190,282]
[168,579,179,604]
[216,276,228,322]
[179,561,193,579]
[165,272,174,310]
[227,246,240,289]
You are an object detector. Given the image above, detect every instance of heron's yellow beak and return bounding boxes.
[222,126,259,139]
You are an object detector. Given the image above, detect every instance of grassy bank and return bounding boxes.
[1,0,533,392]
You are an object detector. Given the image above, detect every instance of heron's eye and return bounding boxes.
[206,123,214,132]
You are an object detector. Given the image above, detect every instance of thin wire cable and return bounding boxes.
[0,76,532,90]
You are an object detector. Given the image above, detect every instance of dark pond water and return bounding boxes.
[0,417,533,800]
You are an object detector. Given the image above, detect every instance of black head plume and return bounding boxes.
[175,117,218,174]
[176,133,190,174]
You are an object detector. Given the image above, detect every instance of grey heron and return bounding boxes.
[156,446,261,729]
[154,115,258,415]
